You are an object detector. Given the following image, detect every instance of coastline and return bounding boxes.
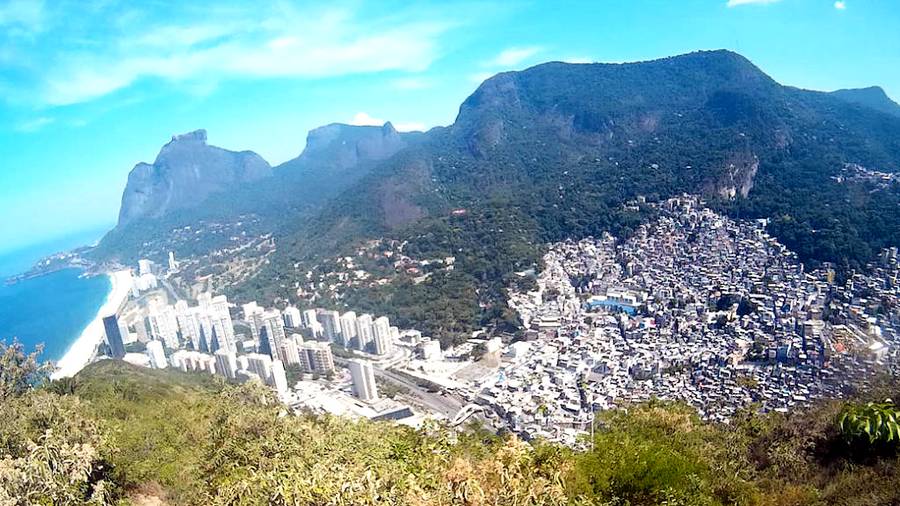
[52,269,132,379]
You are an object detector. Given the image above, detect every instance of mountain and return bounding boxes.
[830,86,900,117]
[96,50,900,342]
[117,129,271,227]
[236,50,900,343]
[93,123,417,265]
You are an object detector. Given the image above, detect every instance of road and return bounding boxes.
[333,356,463,418]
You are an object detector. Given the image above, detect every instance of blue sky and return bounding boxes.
[1,0,898,254]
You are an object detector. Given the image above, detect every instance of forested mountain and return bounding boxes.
[95,50,900,341]
[830,86,900,118]
[231,50,900,342]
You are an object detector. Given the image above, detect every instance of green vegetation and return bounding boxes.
[838,400,900,445]
[2,339,900,505]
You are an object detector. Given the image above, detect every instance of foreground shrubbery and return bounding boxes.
[1,342,899,505]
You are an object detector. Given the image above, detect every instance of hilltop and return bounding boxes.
[3,355,899,505]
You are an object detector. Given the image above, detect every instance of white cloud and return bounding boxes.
[390,77,433,90]
[348,112,425,132]
[726,0,781,6]
[834,1,846,10]
[349,112,386,126]
[393,121,426,132]
[15,115,53,132]
[561,56,594,64]
[489,46,542,67]
[7,4,457,106]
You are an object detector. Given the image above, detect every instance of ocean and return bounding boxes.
[0,228,112,361]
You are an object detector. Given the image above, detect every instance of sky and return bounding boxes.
[1,0,898,254]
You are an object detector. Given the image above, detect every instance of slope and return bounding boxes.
[242,50,900,343]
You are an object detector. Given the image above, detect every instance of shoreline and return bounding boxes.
[52,269,133,379]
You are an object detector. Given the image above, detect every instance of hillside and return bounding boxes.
[3,353,899,505]
[90,50,900,345]
[232,50,900,343]
[831,86,900,117]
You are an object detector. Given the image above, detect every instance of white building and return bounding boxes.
[421,340,442,362]
[246,353,274,385]
[283,306,302,328]
[348,359,378,402]
[356,313,374,351]
[145,340,168,369]
[373,316,393,355]
[299,341,335,375]
[272,359,289,396]
[214,349,238,379]
[318,310,341,344]
[339,311,358,348]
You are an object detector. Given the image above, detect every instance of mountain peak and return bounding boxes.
[169,129,208,144]
[830,86,900,117]
[117,132,271,227]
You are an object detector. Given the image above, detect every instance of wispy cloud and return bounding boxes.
[15,115,53,132]
[726,0,781,7]
[2,3,460,107]
[0,0,45,32]
[488,46,542,67]
[348,112,425,132]
[834,1,846,10]
[390,77,434,90]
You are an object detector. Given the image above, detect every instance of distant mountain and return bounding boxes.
[117,130,271,227]
[93,123,416,264]
[830,86,900,117]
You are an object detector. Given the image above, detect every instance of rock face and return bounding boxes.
[276,122,408,175]
[117,130,271,226]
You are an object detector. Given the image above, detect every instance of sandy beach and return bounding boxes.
[52,269,133,379]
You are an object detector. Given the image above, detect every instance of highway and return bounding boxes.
[333,355,463,418]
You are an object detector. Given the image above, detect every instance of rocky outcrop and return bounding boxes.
[117,130,271,226]
[277,122,409,175]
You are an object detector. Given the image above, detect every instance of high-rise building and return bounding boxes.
[278,335,301,366]
[242,302,264,342]
[272,359,289,395]
[318,310,340,343]
[258,310,287,361]
[102,314,126,359]
[299,341,335,375]
[373,316,393,355]
[356,314,374,351]
[246,353,274,384]
[168,251,178,271]
[283,306,302,328]
[145,340,167,369]
[208,294,236,351]
[214,349,238,379]
[348,359,378,402]
[339,311,358,348]
[146,304,179,349]
[301,309,318,328]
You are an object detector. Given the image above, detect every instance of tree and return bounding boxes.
[0,340,51,400]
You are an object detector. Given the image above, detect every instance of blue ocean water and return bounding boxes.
[0,227,112,361]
